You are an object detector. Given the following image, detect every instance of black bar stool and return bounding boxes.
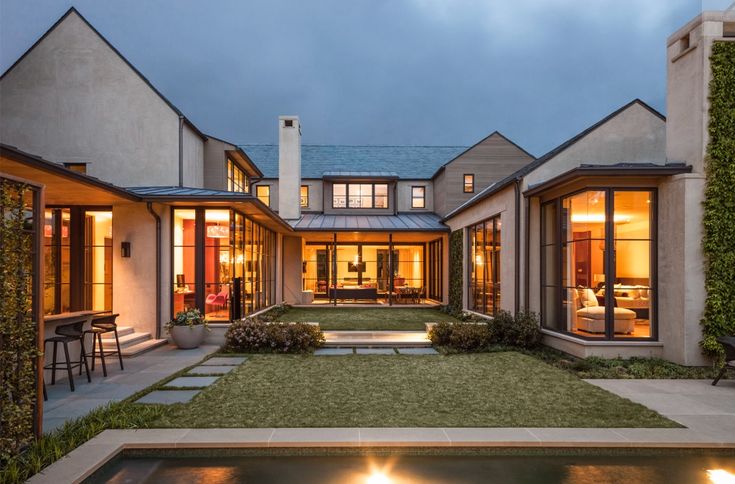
[43,317,92,392]
[82,313,123,377]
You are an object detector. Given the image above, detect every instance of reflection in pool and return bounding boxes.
[87,452,735,484]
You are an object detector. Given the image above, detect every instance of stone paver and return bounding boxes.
[201,356,247,366]
[314,348,354,355]
[355,348,397,355]
[323,330,431,347]
[135,390,200,404]
[42,344,219,433]
[164,376,219,388]
[187,365,236,375]
[397,347,439,355]
[586,379,735,443]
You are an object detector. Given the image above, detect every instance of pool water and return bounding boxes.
[88,452,735,484]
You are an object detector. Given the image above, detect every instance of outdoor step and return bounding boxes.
[101,331,151,349]
[118,338,168,357]
[100,326,134,338]
[322,330,432,348]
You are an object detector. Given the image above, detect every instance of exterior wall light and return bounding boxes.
[121,241,131,258]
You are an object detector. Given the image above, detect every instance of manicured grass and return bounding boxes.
[153,352,677,428]
[275,307,461,330]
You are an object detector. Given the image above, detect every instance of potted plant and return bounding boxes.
[167,308,209,349]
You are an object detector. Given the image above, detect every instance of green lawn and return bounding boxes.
[274,307,461,330]
[152,352,677,428]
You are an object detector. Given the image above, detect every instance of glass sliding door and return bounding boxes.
[173,209,197,314]
[83,211,113,312]
[468,216,501,316]
[204,209,231,321]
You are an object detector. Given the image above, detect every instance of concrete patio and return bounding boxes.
[42,344,219,433]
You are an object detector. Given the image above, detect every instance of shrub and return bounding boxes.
[448,323,491,351]
[489,310,542,349]
[165,308,208,332]
[224,318,324,353]
[428,321,453,346]
[254,302,290,323]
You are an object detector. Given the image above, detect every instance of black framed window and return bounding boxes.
[468,215,500,316]
[256,185,270,207]
[427,238,443,300]
[463,174,474,193]
[411,186,425,208]
[541,188,656,340]
[227,158,248,193]
[332,183,389,209]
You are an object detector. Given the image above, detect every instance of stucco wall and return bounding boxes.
[522,102,667,190]
[281,236,303,304]
[253,180,279,211]
[203,138,229,191]
[182,123,204,188]
[300,180,323,212]
[0,11,191,188]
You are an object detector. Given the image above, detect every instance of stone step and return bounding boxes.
[100,326,134,338]
[118,338,168,357]
[101,331,151,349]
[322,330,431,348]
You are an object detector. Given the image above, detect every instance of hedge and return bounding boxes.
[701,41,735,357]
[448,229,463,314]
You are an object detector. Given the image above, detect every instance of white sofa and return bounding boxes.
[574,288,636,334]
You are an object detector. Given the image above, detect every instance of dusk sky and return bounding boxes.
[0,1,730,156]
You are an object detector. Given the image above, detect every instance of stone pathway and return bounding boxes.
[314,347,439,355]
[42,344,220,433]
[134,356,247,405]
[323,330,431,347]
[586,379,735,442]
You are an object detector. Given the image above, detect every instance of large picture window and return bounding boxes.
[541,188,655,340]
[173,207,276,321]
[227,158,248,193]
[468,216,501,316]
[332,183,389,209]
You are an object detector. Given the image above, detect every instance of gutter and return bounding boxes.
[146,202,162,339]
[178,115,184,187]
[513,178,521,313]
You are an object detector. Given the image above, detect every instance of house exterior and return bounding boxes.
[1,7,732,367]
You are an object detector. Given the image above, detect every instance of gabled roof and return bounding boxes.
[0,7,207,140]
[291,212,448,232]
[205,133,264,178]
[430,131,535,179]
[442,99,666,220]
[241,145,467,179]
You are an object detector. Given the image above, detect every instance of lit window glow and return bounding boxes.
[708,469,735,484]
[367,472,391,484]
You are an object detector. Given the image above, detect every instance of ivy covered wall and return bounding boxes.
[448,229,463,314]
[701,41,735,357]
[0,179,39,462]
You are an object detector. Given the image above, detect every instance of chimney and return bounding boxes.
[278,115,301,220]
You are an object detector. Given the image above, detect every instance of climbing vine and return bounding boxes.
[448,229,463,314]
[0,179,40,462]
[701,41,735,358]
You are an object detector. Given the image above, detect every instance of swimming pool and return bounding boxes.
[87,450,735,483]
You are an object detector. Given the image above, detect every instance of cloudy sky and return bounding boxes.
[0,1,730,155]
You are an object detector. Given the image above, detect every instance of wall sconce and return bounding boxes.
[121,241,131,258]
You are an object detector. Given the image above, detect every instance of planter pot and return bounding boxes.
[170,324,206,349]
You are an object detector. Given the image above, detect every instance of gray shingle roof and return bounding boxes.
[291,213,448,231]
[241,145,467,179]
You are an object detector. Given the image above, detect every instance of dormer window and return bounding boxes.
[227,158,248,193]
[333,183,389,209]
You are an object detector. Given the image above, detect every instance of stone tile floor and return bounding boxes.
[586,378,735,442]
[42,344,219,432]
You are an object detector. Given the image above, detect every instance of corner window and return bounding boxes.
[300,185,309,208]
[411,186,425,208]
[227,158,248,193]
[332,183,389,209]
[256,185,270,207]
[464,174,474,193]
[541,189,655,340]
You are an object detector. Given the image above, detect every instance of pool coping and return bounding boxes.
[27,427,735,483]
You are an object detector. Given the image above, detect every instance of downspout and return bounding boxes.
[178,115,184,187]
[146,202,162,339]
[514,178,521,313]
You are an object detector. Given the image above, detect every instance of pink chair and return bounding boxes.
[205,290,229,309]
